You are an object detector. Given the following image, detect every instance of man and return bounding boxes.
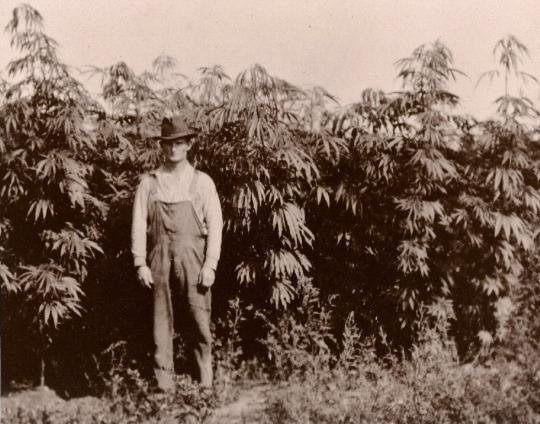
[131,115,223,390]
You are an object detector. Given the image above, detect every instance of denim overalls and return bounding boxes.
[147,170,212,389]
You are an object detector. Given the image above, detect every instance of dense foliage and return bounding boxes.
[1,4,539,395]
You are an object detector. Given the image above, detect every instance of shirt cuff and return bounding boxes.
[134,257,147,268]
[203,257,218,271]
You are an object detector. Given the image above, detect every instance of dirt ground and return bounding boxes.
[1,385,270,424]
[209,384,269,423]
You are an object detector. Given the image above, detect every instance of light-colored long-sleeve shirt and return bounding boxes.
[131,163,223,270]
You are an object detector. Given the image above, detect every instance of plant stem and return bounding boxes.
[40,356,46,387]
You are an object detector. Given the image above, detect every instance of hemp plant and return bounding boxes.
[477,34,538,118]
[0,4,103,387]
[195,64,318,308]
[456,35,540,352]
[307,40,540,354]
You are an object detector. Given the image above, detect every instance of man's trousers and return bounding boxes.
[148,198,213,390]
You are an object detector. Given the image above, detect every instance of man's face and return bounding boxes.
[161,137,193,163]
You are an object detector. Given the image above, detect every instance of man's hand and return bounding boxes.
[198,265,215,288]
[137,265,154,288]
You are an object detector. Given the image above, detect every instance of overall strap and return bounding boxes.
[146,172,159,208]
[188,169,207,236]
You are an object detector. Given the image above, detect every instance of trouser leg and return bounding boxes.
[171,238,212,387]
[152,259,175,391]
[190,305,213,387]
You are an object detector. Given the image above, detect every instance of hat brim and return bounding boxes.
[158,130,198,141]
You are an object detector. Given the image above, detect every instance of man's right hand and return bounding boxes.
[137,265,154,288]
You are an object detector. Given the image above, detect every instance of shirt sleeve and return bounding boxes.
[201,175,223,270]
[131,175,151,268]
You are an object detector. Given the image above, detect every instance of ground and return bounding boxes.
[1,385,270,424]
[209,384,268,423]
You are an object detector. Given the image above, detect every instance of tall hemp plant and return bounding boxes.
[310,41,483,350]
[310,39,540,354]
[457,35,540,352]
[0,5,104,387]
[193,64,318,308]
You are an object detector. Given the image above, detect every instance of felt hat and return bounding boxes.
[159,116,198,141]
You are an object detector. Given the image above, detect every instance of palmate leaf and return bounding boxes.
[482,276,503,296]
[518,71,538,84]
[2,100,31,137]
[492,212,533,250]
[377,152,397,181]
[235,181,266,212]
[58,276,84,300]
[20,264,84,328]
[315,186,330,207]
[428,297,456,321]
[265,185,284,207]
[501,148,530,169]
[235,260,257,285]
[313,133,347,164]
[39,226,102,282]
[476,70,500,88]
[408,147,457,181]
[495,95,537,117]
[277,144,319,181]
[523,187,540,214]
[65,178,86,209]
[397,287,419,312]
[450,208,469,228]
[264,248,310,281]
[27,198,55,222]
[459,194,492,227]
[494,240,516,270]
[193,65,230,106]
[395,40,464,96]
[335,184,361,215]
[38,297,82,328]
[43,225,103,263]
[486,167,524,196]
[271,280,296,309]
[0,169,26,200]
[34,152,59,180]
[0,263,19,293]
[397,240,429,276]
[395,198,445,234]
[19,264,60,294]
[271,202,314,247]
[5,4,44,37]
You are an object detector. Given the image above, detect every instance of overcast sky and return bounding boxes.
[1,0,539,118]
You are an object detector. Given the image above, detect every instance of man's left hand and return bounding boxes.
[198,265,215,288]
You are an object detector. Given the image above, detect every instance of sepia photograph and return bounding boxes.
[1,0,539,422]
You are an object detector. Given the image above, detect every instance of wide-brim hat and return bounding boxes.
[158,116,198,141]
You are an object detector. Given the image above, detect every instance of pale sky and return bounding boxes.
[1,0,539,118]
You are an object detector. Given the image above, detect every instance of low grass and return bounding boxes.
[2,302,539,424]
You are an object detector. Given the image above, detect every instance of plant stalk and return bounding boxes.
[40,356,45,387]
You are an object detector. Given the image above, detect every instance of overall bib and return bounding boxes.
[147,171,212,390]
